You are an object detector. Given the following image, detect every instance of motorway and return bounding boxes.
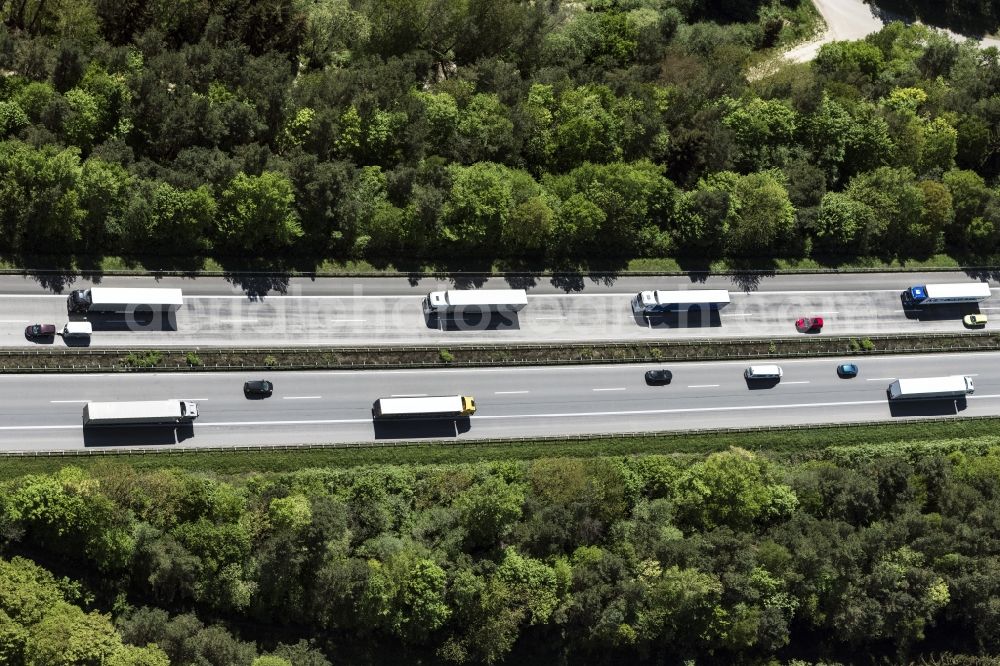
[0,271,998,347]
[0,351,997,451]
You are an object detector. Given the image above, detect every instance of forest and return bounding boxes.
[4,446,1000,664]
[0,0,998,273]
[868,0,1000,39]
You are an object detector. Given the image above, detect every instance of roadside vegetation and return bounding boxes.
[0,2,998,276]
[4,439,1000,664]
[2,332,999,371]
[2,415,999,478]
[872,0,1000,38]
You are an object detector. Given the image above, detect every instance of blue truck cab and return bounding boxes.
[903,285,927,305]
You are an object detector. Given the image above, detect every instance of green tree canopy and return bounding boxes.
[217,171,303,255]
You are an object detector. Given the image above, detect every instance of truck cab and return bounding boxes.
[633,291,658,312]
[424,291,448,314]
[68,290,92,313]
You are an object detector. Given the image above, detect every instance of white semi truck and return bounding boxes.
[902,282,991,306]
[68,287,184,314]
[82,400,199,425]
[632,289,731,314]
[887,376,974,400]
[372,395,476,419]
[423,289,528,315]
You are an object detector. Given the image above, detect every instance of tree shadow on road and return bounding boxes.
[963,268,1000,284]
[729,269,776,293]
[216,257,293,300]
[675,257,713,284]
[18,252,79,293]
[223,273,291,300]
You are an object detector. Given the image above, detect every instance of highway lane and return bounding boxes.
[0,351,997,451]
[1,281,998,347]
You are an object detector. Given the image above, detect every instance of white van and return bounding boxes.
[745,364,782,380]
[62,322,93,338]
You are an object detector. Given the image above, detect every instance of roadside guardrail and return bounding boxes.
[0,331,997,372]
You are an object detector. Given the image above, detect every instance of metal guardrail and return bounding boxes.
[0,331,995,355]
[0,332,997,373]
[3,414,998,458]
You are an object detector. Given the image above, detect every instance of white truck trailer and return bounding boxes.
[632,289,731,313]
[82,400,199,425]
[902,282,991,306]
[68,287,184,313]
[887,376,974,400]
[372,395,476,419]
[423,289,528,315]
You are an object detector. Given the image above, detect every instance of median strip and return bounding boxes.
[0,331,998,373]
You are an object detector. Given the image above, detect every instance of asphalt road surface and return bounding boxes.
[2,272,999,347]
[0,351,996,451]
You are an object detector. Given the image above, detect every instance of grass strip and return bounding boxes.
[3,332,999,372]
[1,417,997,480]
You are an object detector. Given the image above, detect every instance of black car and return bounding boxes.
[244,380,273,397]
[645,369,673,384]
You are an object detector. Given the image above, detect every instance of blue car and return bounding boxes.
[837,363,859,378]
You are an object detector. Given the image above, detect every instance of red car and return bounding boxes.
[795,317,823,332]
[25,323,56,339]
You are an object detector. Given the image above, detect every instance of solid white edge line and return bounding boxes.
[188,295,425,300]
